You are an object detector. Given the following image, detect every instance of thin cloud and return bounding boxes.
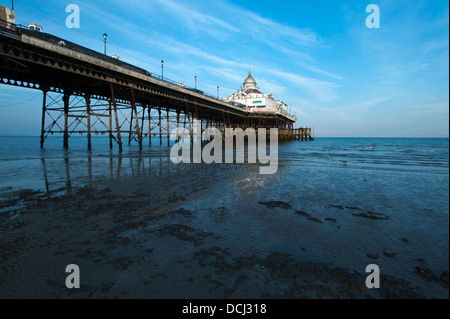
[144,35,252,72]
[300,64,344,81]
[264,69,339,102]
[152,0,240,34]
[330,97,393,113]
[246,12,320,47]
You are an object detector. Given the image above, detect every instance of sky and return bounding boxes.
[0,0,448,137]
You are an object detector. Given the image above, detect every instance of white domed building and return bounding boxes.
[223,71,288,113]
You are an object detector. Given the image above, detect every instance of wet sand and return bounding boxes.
[0,163,447,299]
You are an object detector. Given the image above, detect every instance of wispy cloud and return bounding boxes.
[264,69,339,102]
[245,12,321,47]
[144,35,243,68]
[300,65,344,81]
[330,97,393,113]
[401,102,449,115]
[151,0,240,36]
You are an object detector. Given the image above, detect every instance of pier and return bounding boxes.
[0,23,313,151]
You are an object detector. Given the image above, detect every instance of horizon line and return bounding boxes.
[0,135,448,139]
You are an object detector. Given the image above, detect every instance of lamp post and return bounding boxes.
[161,60,164,80]
[217,86,219,99]
[194,76,197,90]
[103,33,107,58]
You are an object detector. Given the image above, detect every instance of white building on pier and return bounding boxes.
[223,71,288,113]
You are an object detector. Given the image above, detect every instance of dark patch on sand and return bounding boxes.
[168,192,186,203]
[258,201,292,210]
[0,189,43,210]
[439,271,449,289]
[329,205,345,210]
[352,211,390,220]
[327,205,391,221]
[415,267,437,282]
[157,224,218,246]
[325,217,337,223]
[259,252,425,298]
[111,257,135,270]
[194,246,236,271]
[417,258,429,265]
[366,253,379,260]
[191,249,426,298]
[166,208,193,218]
[383,249,397,258]
[295,210,323,223]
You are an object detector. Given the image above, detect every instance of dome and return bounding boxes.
[243,71,257,88]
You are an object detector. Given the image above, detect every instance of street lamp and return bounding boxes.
[217,86,219,98]
[194,76,197,90]
[103,33,107,58]
[161,60,164,80]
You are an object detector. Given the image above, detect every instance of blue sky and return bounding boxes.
[0,0,448,137]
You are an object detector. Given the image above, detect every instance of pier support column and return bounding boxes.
[130,88,142,150]
[109,83,122,152]
[148,106,152,146]
[40,89,47,148]
[128,105,134,146]
[176,110,180,143]
[86,94,92,150]
[167,108,170,147]
[63,93,70,149]
[200,118,203,142]
[109,98,113,149]
[159,107,162,146]
[186,103,193,146]
[141,104,146,147]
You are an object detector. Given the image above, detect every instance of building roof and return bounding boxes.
[242,71,262,94]
[243,71,256,87]
[28,21,42,31]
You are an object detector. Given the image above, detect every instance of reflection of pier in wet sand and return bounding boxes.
[40,152,179,194]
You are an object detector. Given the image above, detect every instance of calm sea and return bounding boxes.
[0,136,448,297]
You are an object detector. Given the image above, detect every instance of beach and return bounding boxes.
[0,137,448,298]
